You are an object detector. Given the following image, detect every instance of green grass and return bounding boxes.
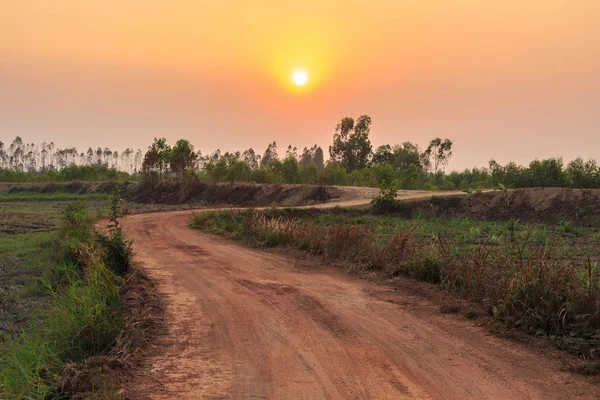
[1,262,122,399]
[0,193,110,235]
[0,192,132,399]
[0,192,111,202]
[0,232,55,336]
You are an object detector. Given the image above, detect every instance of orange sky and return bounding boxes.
[2,1,600,170]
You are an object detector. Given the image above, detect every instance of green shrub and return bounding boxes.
[408,256,444,283]
[370,179,405,213]
[96,189,133,276]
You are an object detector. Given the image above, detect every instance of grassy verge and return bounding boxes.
[0,192,111,203]
[0,190,133,399]
[191,208,600,365]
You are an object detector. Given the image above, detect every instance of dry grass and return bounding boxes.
[191,209,600,360]
[193,210,424,278]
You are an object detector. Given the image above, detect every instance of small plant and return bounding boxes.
[57,202,96,268]
[96,188,133,276]
[556,220,581,236]
[494,183,507,192]
[371,179,404,213]
[505,218,519,242]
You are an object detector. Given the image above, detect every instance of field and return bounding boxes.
[0,187,190,341]
[0,189,149,398]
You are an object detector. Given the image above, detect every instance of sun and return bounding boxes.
[292,70,308,86]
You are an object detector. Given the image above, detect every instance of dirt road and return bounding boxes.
[123,190,599,399]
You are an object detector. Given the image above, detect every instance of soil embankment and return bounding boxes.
[1,181,340,207]
[406,187,600,226]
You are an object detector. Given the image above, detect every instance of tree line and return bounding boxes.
[0,137,144,174]
[3,115,600,189]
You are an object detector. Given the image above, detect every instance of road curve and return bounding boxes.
[122,191,599,399]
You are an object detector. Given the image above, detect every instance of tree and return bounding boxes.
[103,148,113,165]
[142,137,171,178]
[261,141,279,167]
[425,138,453,174]
[285,145,298,160]
[313,146,325,170]
[299,146,313,167]
[281,156,300,183]
[526,158,566,187]
[95,147,103,165]
[0,141,6,169]
[170,139,198,175]
[566,158,600,188]
[242,148,260,169]
[372,145,394,165]
[329,115,373,172]
[9,137,24,171]
[324,162,348,185]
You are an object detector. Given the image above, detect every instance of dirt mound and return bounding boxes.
[408,187,600,226]
[0,181,339,207]
[125,181,336,207]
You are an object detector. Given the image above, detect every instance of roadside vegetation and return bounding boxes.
[0,190,133,399]
[191,194,600,366]
[3,114,600,191]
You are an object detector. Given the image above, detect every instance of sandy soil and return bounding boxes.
[121,190,599,399]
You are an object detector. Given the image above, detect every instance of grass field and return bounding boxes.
[0,190,134,398]
[192,207,600,363]
[0,192,105,337]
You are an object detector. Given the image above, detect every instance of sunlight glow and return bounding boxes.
[292,70,308,86]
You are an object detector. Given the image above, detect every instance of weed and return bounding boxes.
[96,189,133,276]
[556,220,582,235]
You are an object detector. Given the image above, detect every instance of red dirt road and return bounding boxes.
[123,192,599,399]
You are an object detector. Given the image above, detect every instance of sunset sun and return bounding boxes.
[292,70,308,86]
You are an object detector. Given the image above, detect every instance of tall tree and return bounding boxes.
[134,149,143,172]
[329,115,373,172]
[313,146,325,170]
[242,148,260,169]
[372,144,394,165]
[261,141,279,167]
[285,145,298,160]
[299,146,313,167]
[142,137,172,177]
[170,139,198,175]
[425,138,453,174]
[0,140,7,169]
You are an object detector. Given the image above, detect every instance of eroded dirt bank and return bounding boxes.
[121,190,600,399]
[406,187,600,226]
[1,181,341,207]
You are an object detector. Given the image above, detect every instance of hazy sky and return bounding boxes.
[2,1,599,170]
